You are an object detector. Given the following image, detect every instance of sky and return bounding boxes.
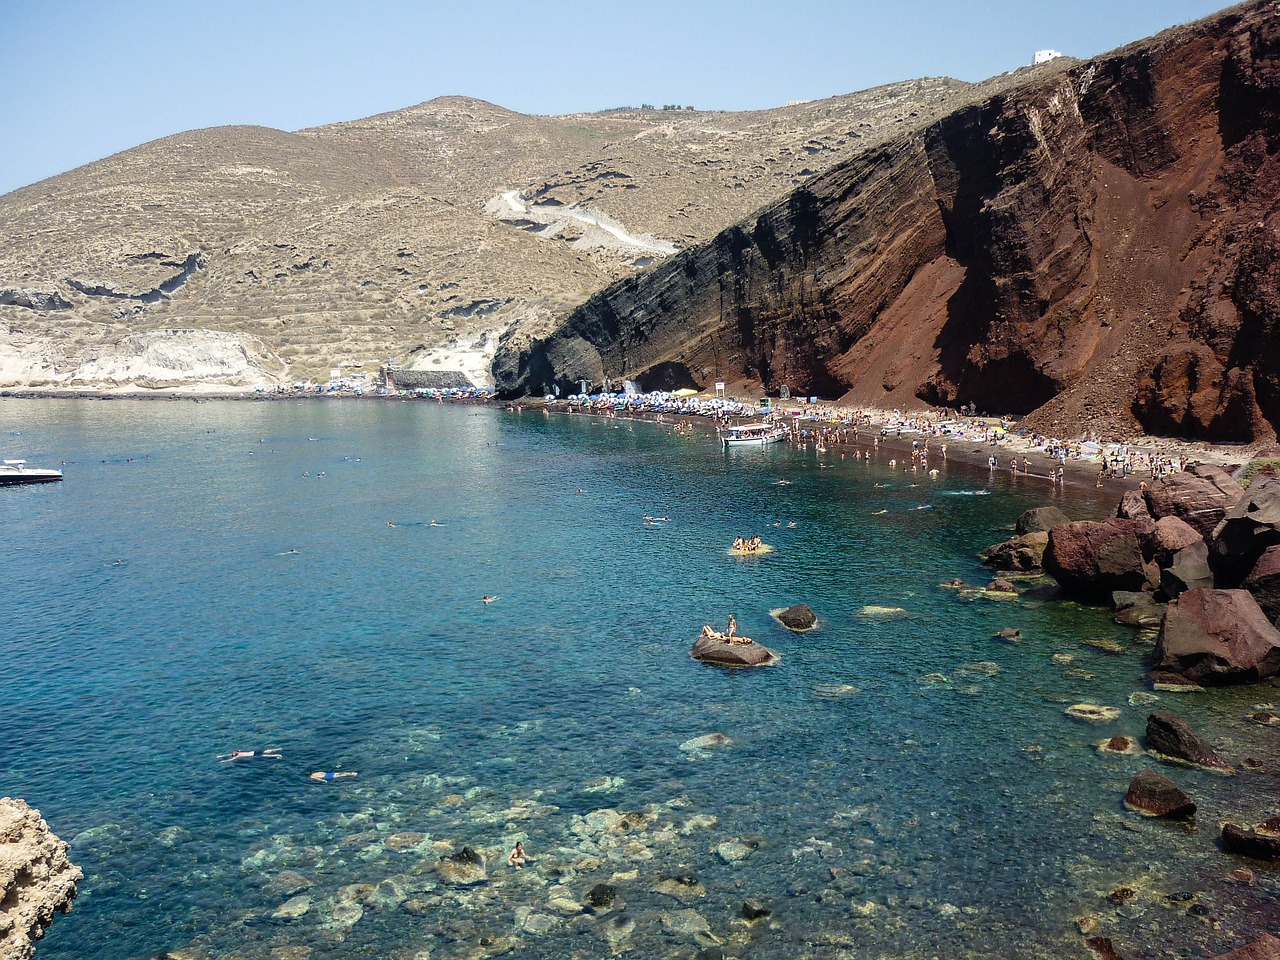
[0,0,1239,197]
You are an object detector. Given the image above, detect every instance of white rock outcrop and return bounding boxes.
[0,798,81,960]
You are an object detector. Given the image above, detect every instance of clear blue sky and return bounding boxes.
[0,0,1237,197]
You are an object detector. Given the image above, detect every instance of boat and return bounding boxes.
[722,422,787,447]
[0,460,63,485]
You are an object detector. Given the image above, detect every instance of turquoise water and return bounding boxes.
[2,399,1276,959]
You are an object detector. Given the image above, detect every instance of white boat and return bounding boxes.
[722,422,788,447]
[0,459,63,485]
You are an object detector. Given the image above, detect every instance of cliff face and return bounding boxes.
[0,798,81,960]
[495,1,1280,444]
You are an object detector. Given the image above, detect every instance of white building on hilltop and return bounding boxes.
[1034,49,1064,64]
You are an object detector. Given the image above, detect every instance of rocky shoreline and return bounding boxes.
[0,798,80,960]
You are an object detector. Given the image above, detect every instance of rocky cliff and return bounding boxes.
[0,798,81,959]
[495,0,1280,444]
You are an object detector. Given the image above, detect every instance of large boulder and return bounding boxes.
[1116,489,1153,521]
[0,798,82,960]
[690,635,777,667]
[1016,506,1070,535]
[1210,476,1280,586]
[1144,710,1232,772]
[981,531,1049,572]
[773,604,817,631]
[1242,545,1280,623]
[1144,464,1244,538]
[1160,542,1214,600]
[1123,769,1196,818]
[1141,516,1204,571]
[1043,518,1156,601]
[1154,589,1280,685]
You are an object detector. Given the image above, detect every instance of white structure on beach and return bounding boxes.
[1034,49,1064,64]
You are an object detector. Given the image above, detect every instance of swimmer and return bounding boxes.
[219,748,282,762]
[482,595,499,604]
[308,771,358,782]
[429,520,442,527]
[112,559,126,566]
[787,521,797,528]
[873,509,888,515]
[387,521,396,527]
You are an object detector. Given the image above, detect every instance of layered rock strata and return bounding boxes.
[497,1,1280,444]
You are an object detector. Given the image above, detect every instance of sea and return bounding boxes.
[2,398,1276,960]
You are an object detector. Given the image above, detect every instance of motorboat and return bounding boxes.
[0,460,63,485]
[722,422,787,447]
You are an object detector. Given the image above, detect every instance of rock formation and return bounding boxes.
[690,635,778,667]
[772,604,818,631]
[1043,518,1155,600]
[1155,588,1280,684]
[495,1,1280,446]
[1144,710,1232,772]
[0,798,81,960]
[1122,768,1197,818]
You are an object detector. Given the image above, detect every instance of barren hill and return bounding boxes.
[0,76,1016,390]
[496,0,1280,444]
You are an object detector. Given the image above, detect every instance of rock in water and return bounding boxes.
[1154,588,1280,685]
[1221,819,1280,862]
[1144,710,1232,773]
[690,635,777,667]
[436,845,487,885]
[981,531,1049,572]
[1016,506,1070,535]
[1123,769,1196,818]
[0,797,82,960]
[1044,519,1156,601]
[773,604,818,631]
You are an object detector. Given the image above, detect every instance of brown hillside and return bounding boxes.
[496,0,1280,444]
[0,78,1021,389]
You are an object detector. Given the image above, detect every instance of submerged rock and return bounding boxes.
[857,605,908,618]
[1095,735,1142,755]
[1208,934,1280,960]
[1065,704,1122,723]
[1017,506,1071,535]
[1123,769,1196,818]
[679,733,731,753]
[653,874,706,903]
[436,845,487,886]
[742,897,771,921]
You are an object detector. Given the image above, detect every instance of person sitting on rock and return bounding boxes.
[732,536,744,551]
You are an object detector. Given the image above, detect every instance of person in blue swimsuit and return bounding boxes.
[308,771,358,782]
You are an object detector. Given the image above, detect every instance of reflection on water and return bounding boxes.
[1,399,1276,959]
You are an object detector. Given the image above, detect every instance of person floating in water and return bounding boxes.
[219,748,282,762]
[482,595,499,604]
[507,841,527,869]
[308,771,357,782]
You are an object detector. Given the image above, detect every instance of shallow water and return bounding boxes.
[2,398,1277,959]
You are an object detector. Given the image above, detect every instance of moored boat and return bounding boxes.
[0,460,63,485]
[721,421,787,447]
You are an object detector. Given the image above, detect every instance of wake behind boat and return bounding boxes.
[0,459,63,485]
[722,421,787,447]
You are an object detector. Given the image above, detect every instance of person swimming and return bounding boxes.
[482,595,499,604]
[308,771,357,781]
[219,748,282,762]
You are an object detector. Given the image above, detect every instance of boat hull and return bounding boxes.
[0,470,62,485]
